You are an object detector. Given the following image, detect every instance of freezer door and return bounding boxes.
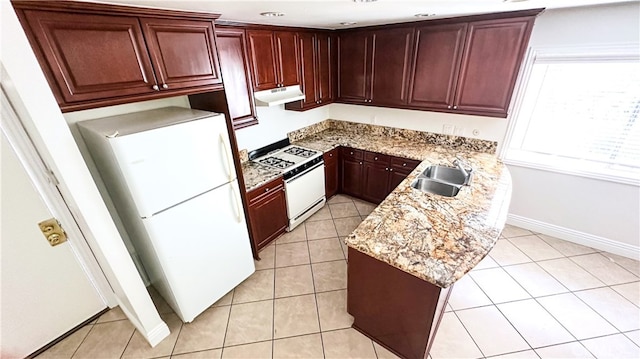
[110,114,238,218]
[142,181,254,322]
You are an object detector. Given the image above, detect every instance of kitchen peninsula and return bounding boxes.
[241,119,512,359]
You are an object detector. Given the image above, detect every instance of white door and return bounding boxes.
[106,114,237,218]
[143,181,254,322]
[0,133,106,358]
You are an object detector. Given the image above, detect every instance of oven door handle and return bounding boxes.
[286,162,324,183]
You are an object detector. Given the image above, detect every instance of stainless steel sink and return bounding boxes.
[410,178,461,197]
[422,165,467,186]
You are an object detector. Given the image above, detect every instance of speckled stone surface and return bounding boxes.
[241,161,283,191]
[241,120,511,288]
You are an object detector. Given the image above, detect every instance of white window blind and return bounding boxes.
[504,48,640,185]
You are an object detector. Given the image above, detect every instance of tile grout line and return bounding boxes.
[118,327,137,359]
[303,220,327,359]
[69,322,95,359]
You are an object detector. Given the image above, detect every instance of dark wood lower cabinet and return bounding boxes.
[348,247,453,359]
[340,147,364,198]
[362,161,390,204]
[246,177,288,250]
[324,148,340,199]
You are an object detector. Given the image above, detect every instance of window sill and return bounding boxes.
[503,152,640,187]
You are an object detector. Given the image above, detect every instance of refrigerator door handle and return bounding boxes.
[230,182,243,223]
[219,133,234,182]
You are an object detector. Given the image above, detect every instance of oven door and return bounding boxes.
[284,163,325,219]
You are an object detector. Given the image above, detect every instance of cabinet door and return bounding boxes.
[20,10,157,104]
[338,31,374,103]
[324,148,339,199]
[274,31,301,87]
[316,33,333,104]
[362,162,391,204]
[341,158,363,198]
[248,181,288,249]
[298,32,319,106]
[371,28,414,106]
[209,28,257,129]
[455,18,533,117]
[247,30,278,90]
[408,23,467,110]
[140,18,222,91]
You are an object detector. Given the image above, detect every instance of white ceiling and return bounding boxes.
[91,0,634,29]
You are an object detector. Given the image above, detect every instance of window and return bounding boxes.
[503,46,640,185]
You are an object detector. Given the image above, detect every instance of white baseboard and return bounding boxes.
[507,214,639,260]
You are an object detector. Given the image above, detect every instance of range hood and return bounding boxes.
[253,85,305,107]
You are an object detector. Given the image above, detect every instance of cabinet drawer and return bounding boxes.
[324,148,339,163]
[391,157,421,171]
[341,147,363,161]
[247,177,285,202]
[364,151,390,164]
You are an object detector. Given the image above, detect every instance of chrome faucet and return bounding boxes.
[453,157,473,186]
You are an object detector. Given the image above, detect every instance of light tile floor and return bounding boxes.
[38,194,640,359]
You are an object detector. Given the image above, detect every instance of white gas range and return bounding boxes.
[250,139,326,231]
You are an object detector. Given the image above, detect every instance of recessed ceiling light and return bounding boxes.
[414,13,436,17]
[340,22,357,26]
[260,12,285,17]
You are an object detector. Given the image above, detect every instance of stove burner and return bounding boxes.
[258,156,295,169]
[284,146,318,158]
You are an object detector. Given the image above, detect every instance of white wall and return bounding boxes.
[329,104,506,142]
[506,2,640,258]
[234,104,329,151]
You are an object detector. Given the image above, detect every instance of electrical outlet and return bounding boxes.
[453,126,465,136]
[442,124,454,135]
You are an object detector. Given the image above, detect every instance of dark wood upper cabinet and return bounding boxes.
[336,9,540,118]
[246,30,299,91]
[408,23,468,110]
[140,18,222,91]
[316,33,333,104]
[454,17,534,116]
[13,1,223,112]
[338,28,413,106]
[285,31,334,111]
[246,30,278,90]
[189,27,257,130]
[370,28,414,106]
[18,9,158,105]
[338,31,374,103]
[274,31,300,87]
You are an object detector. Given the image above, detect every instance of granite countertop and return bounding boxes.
[242,125,512,288]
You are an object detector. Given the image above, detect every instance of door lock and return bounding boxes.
[38,218,67,247]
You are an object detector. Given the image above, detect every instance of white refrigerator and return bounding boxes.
[78,107,255,323]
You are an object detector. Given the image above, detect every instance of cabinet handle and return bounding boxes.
[453,105,458,109]
[359,161,363,165]
[350,151,354,155]
[374,157,378,161]
[162,83,169,89]
[152,85,159,91]
[329,153,333,157]
[447,105,452,109]
[385,167,389,171]
[403,163,407,167]
[219,133,234,182]
[390,168,393,172]
[265,187,270,192]
[230,182,243,223]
